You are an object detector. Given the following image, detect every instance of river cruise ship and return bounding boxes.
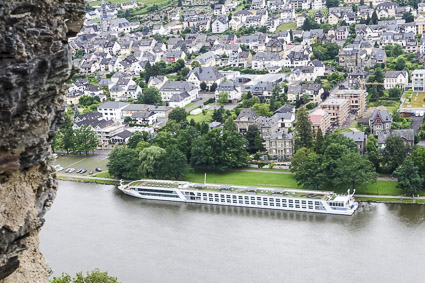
[118,180,358,216]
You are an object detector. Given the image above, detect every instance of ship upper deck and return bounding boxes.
[127,180,333,201]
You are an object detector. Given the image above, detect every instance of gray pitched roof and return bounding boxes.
[342,131,366,142]
[377,129,414,144]
[188,67,223,81]
[369,109,392,122]
[98,101,129,109]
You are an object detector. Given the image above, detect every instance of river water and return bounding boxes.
[40,181,425,283]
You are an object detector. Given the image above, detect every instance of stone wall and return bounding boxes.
[0,0,85,281]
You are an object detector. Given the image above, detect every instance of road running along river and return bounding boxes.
[40,181,425,283]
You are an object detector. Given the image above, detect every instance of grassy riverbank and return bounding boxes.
[58,170,425,205]
[182,171,401,196]
[57,175,121,185]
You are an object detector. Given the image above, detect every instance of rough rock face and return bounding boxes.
[0,0,85,281]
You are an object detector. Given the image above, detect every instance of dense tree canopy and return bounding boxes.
[312,43,340,61]
[109,147,141,180]
[168,107,187,123]
[190,128,248,171]
[293,134,376,190]
[394,158,424,195]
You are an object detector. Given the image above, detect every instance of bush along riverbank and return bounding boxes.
[57,175,425,205]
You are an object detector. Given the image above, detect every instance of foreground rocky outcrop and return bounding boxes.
[0,0,85,281]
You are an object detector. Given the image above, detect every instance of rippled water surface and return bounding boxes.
[40,181,425,283]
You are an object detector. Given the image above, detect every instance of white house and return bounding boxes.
[160,81,199,102]
[212,17,228,34]
[97,101,130,121]
[187,67,224,89]
[215,80,242,102]
[384,70,409,89]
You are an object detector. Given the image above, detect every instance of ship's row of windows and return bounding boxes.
[137,188,175,194]
[139,192,180,198]
[182,191,325,210]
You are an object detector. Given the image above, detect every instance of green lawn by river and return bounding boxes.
[182,171,402,196]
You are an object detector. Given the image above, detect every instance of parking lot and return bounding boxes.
[54,156,109,177]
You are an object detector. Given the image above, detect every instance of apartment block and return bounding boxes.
[320,98,349,127]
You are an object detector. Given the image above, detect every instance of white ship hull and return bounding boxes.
[118,180,359,216]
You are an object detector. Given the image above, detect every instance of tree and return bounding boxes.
[178,0,182,6]
[371,10,378,25]
[394,158,424,195]
[51,269,119,283]
[158,146,191,179]
[212,106,225,123]
[388,88,402,99]
[128,131,149,149]
[74,125,98,155]
[200,81,207,91]
[312,43,340,61]
[322,133,359,153]
[191,60,201,68]
[315,128,324,154]
[290,147,314,172]
[332,152,377,190]
[302,17,320,31]
[139,87,162,105]
[402,12,414,23]
[217,91,229,104]
[246,124,263,154]
[139,146,166,178]
[411,146,425,184]
[135,141,150,152]
[190,129,248,171]
[394,58,406,71]
[391,44,403,57]
[79,95,100,106]
[382,135,409,173]
[108,147,141,180]
[253,103,272,117]
[294,154,326,190]
[210,82,218,92]
[294,108,313,151]
[223,116,237,131]
[168,107,187,123]
[326,0,339,8]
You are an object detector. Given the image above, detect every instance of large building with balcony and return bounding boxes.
[412,69,425,92]
[333,89,367,117]
[320,98,349,127]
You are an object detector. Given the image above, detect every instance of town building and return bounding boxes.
[309,109,331,135]
[319,98,350,127]
[333,89,367,117]
[235,108,260,132]
[264,131,294,161]
[411,69,425,92]
[342,132,367,154]
[97,101,130,121]
[369,109,392,135]
[384,70,409,90]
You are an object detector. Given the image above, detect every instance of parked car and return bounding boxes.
[95,168,102,172]
[80,169,87,174]
[89,170,93,175]
[68,168,75,173]
[54,165,63,172]
[76,169,83,174]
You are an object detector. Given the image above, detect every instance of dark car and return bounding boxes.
[95,168,102,172]
[80,169,87,174]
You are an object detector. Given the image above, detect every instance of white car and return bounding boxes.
[68,168,75,173]
[55,165,64,172]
